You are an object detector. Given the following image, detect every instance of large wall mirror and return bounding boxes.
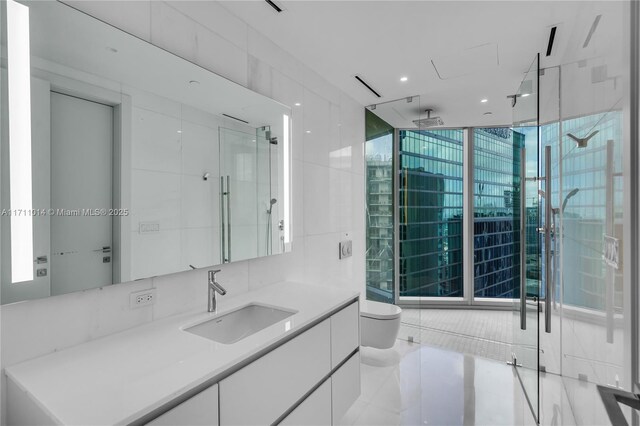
[0,0,292,304]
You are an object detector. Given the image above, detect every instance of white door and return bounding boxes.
[50,92,113,295]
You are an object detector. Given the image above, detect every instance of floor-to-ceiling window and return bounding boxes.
[398,129,464,298]
[364,115,537,306]
[365,110,394,303]
[473,128,524,299]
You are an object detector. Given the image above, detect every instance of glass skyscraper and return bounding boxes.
[473,128,525,298]
[398,129,464,298]
[365,118,530,301]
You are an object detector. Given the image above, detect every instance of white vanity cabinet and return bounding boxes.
[331,351,361,422]
[146,384,218,426]
[218,300,360,425]
[280,380,332,426]
[6,297,360,426]
[219,302,360,425]
[219,319,332,425]
[330,301,359,369]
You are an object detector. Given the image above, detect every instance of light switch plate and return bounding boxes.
[339,240,352,259]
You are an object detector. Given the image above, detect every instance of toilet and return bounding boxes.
[360,300,402,349]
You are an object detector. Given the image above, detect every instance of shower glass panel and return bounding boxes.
[219,127,276,263]
[560,56,628,423]
[365,109,395,303]
[511,54,541,423]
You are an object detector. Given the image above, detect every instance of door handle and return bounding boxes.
[220,176,226,263]
[226,175,231,262]
[520,147,527,331]
[93,246,111,253]
[544,146,551,334]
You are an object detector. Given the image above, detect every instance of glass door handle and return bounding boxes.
[520,147,527,331]
[544,146,552,334]
[220,176,227,263]
[226,175,231,262]
[605,140,614,343]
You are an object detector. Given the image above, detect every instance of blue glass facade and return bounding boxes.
[365,110,394,303]
[398,129,464,298]
[473,128,525,298]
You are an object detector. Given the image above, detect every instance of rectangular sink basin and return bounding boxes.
[185,303,297,344]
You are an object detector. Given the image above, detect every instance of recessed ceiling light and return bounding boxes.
[522,93,530,97]
[483,112,493,115]
[177,130,182,133]
[189,80,200,85]
[306,130,311,134]
[481,99,488,103]
[400,76,408,82]
[294,102,301,106]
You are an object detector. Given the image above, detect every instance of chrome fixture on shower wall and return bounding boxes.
[413,109,444,127]
[567,130,599,148]
[266,198,277,255]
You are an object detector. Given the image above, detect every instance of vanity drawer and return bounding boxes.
[330,301,359,369]
[219,319,331,425]
[331,351,361,423]
[146,384,218,426]
[279,379,331,426]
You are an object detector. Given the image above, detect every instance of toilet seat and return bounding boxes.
[360,300,402,320]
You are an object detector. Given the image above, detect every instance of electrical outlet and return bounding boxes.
[129,289,156,309]
[139,222,160,234]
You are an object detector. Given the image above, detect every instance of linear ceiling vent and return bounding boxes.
[583,15,602,48]
[354,75,382,98]
[222,113,249,124]
[265,0,284,13]
[546,26,557,56]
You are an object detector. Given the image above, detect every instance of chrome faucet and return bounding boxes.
[207,269,227,313]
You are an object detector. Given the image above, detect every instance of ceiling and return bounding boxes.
[219,1,621,127]
[27,1,290,129]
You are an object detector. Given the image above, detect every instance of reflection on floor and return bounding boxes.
[339,341,536,426]
[399,308,514,363]
[350,308,616,425]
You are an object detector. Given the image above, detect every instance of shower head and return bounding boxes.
[413,109,444,128]
[267,198,277,214]
[567,131,599,148]
[562,188,579,212]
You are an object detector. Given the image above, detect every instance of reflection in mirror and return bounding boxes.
[0,0,292,304]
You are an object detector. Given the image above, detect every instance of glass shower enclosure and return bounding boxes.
[218,127,280,263]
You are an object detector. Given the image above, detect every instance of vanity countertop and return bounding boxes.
[5,282,359,425]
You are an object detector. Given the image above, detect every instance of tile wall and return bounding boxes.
[0,1,366,423]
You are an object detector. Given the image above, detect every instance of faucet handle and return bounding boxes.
[208,269,222,280]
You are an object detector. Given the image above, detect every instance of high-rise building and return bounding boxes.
[365,125,533,301]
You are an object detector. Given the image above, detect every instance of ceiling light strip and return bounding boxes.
[546,26,557,57]
[354,75,382,98]
[265,0,283,13]
[583,15,602,48]
[222,113,249,124]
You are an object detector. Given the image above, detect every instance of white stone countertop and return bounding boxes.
[5,282,359,425]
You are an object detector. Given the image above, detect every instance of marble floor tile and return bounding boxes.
[344,340,541,426]
[343,309,616,425]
